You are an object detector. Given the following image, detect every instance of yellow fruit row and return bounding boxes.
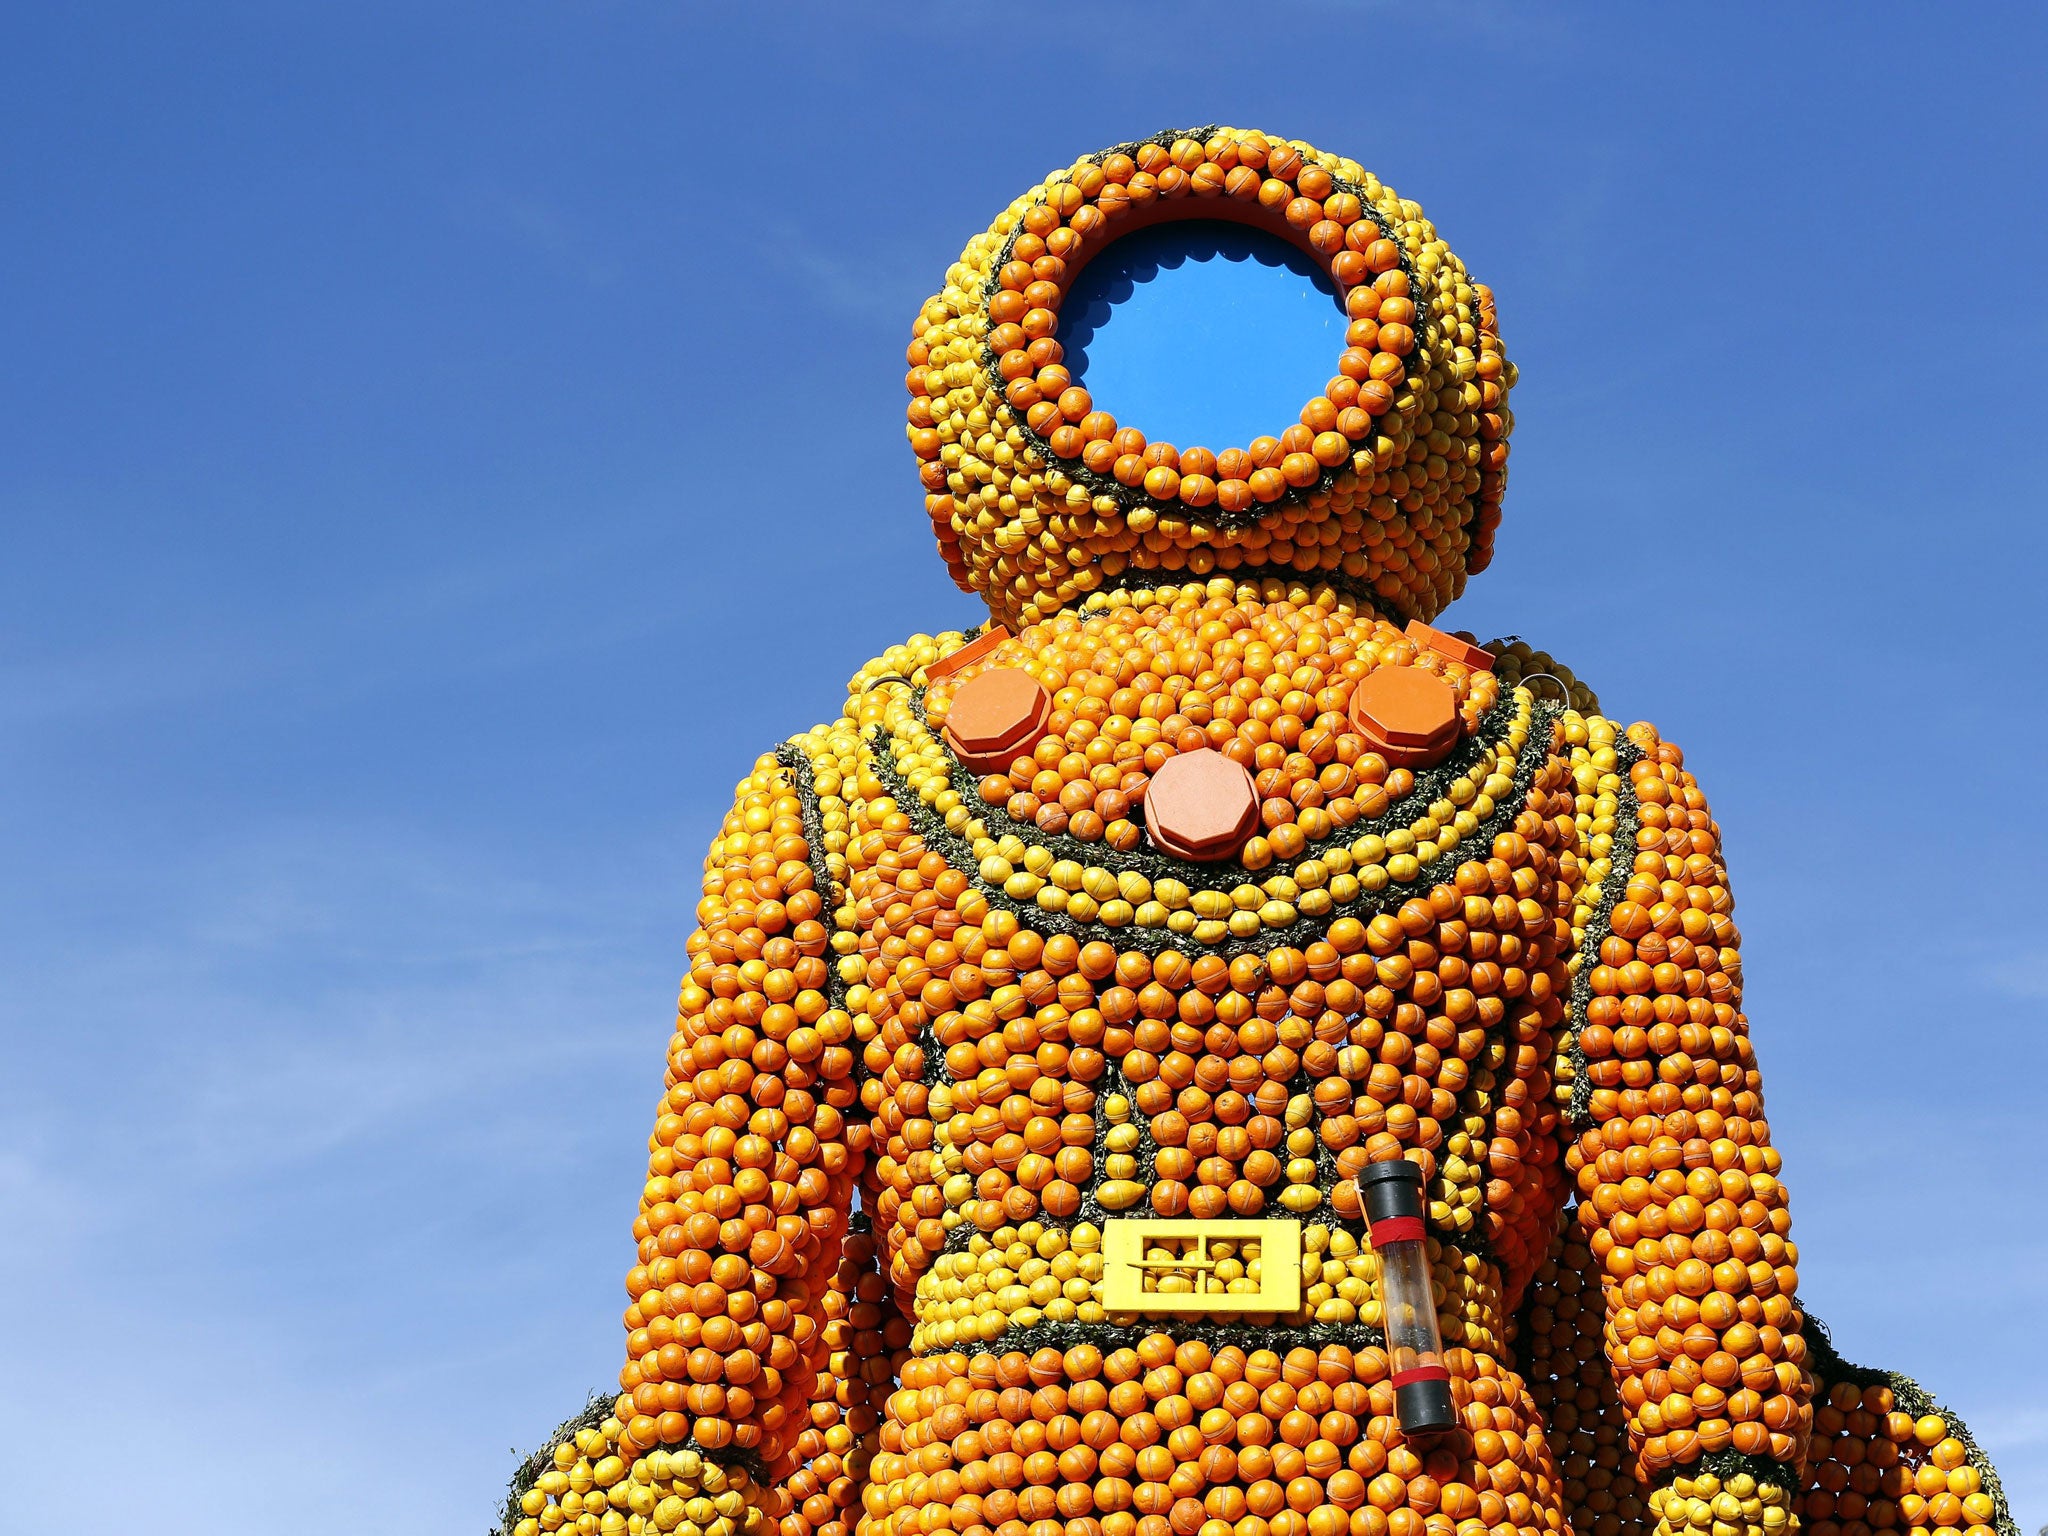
[509,1429,771,1536]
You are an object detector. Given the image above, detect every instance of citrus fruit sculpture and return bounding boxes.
[501,128,2015,1536]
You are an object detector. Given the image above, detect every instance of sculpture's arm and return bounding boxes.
[1510,699,2017,1536]
[1515,1209,2022,1536]
[1558,717,1813,1536]
[508,744,879,1536]
[501,1213,894,1536]
[614,745,872,1467]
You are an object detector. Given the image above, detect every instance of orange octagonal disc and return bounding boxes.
[1349,666,1462,767]
[1404,619,1494,673]
[1143,748,1260,862]
[942,666,1051,773]
[925,626,1012,684]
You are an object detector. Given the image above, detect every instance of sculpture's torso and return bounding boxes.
[707,578,1623,1536]
[830,585,1575,1337]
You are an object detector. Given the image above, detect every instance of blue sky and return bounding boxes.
[4,4,2045,1531]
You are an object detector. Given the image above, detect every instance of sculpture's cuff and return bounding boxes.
[502,1400,780,1536]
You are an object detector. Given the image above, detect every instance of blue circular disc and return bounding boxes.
[1059,219,1344,452]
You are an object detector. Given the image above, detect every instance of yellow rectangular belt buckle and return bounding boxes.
[1100,1218,1302,1315]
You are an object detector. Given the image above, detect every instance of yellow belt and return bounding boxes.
[1100,1217,1303,1315]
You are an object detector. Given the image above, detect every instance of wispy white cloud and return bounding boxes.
[0,813,674,1532]
[0,815,674,1238]
[758,220,929,326]
[0,524,680,732]
[0,632,264,727]
[452,185,623,287]
[1976,950,2048,1001]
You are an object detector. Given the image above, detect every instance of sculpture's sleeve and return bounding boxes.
[501,1214,899,1536]
[501,741,882,1536]
[1799,1326,2016,1536]
[1516,1210,2022,1536]
[611,746,873,1469]
[1560,719,1814,1536]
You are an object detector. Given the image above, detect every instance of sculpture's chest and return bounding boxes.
[809,591,1586,1355]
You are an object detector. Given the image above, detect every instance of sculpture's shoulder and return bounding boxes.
[1476,632,1601,719]
[764,598,1627,1075]
[763,622,1000,927]
[770,614,1613,925]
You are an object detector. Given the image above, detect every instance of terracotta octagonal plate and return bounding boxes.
[1348,666,1461,768]
[942,666,1052,774]
[1143,747,1260,861]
